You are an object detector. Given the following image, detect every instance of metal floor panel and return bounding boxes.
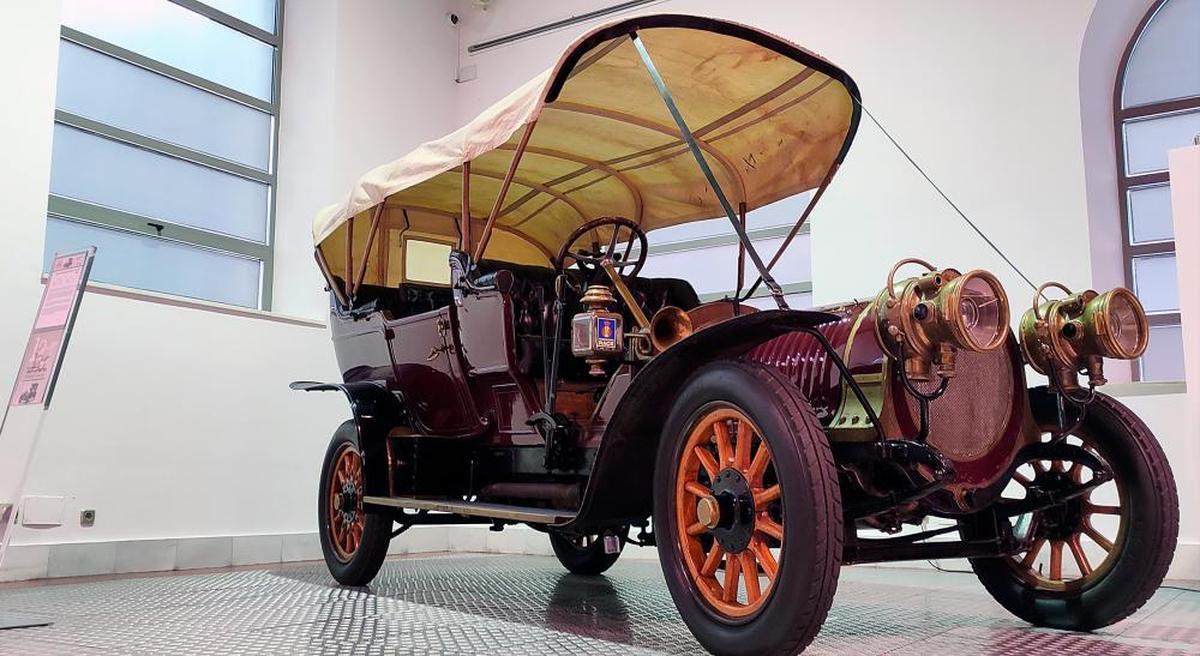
[0,553,1195,655]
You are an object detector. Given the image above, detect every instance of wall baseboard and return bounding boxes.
[4,529,1197,584]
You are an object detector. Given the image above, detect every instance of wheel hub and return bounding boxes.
[1029,470,1085,540]
[339,480,359,524]
[710,468,756,553]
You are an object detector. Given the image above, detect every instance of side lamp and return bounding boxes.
[1019,282,1148,391]
[874,258,1011,382]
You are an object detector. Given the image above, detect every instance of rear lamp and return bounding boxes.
[1018,283,1148,390]
[874,258,1010,382]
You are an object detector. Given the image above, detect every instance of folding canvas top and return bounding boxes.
[314,14,860,280]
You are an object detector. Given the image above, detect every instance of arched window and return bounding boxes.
[1114,0,1199,381]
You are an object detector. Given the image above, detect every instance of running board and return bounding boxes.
[362,496,577,525]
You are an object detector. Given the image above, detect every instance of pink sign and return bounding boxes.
[9,249,94,408]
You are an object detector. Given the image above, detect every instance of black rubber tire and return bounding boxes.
[654,361,842,656]
[548,526,630,576]
[967,388,1178,630]
[318,421,392,586]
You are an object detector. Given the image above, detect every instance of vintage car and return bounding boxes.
[294,14,1179,655]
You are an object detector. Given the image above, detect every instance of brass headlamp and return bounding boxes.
[1018,282,1148,390]
[875,258,1011,381]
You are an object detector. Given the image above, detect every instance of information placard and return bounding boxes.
[8,249,94,409]
[0,248,94,579]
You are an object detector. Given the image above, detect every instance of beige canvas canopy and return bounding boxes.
[314,14,860,294]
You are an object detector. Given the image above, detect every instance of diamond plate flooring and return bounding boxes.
[0,553,1195,655]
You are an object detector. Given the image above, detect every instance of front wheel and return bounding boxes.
[965,388,1178,630]
[654,361,842,656]
[318,421,392,586]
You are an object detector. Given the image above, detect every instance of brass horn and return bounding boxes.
[649,306,693,352]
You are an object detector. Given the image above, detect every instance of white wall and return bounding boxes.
[0,0,462,580]
[0,2,60,423]
[274,0,461,318]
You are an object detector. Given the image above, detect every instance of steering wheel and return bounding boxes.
[554,216,648,282]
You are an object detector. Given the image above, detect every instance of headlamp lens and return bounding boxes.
[1107,291,1142,356]
[959,274,1006,350]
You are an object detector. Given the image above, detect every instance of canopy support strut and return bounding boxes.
[474,121,537,263]
[629,32,787,309]
[351,203,385,300]
[735,201,747,299]
[743,163,839,301]
[461,161,471,253]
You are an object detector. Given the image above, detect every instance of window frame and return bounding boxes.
[49,0,284,310]
[1113,0,1193,380]
[400,233,458,287]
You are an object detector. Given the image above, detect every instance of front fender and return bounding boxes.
[566,309,837,528]
[291,380,408,497]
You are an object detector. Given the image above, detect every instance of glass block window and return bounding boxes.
[1115,0,1196,380]
[46,0,282,309]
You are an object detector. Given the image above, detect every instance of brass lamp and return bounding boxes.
[875,258,1011,381]
[1019,283,1148,390]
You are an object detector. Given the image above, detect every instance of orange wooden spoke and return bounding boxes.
[1068,535,1092,575]
[1068,462,1084,483]
[722,554,741,602]
[1087,503,1121,516]
[1050,460,1065,473]
[751,539,777,580]
[700,576,723,598]
[758,515,784,541]
[1020,538,1045,568]
[694,447,719,479]
[684,481,711,497]
[676,406,778,619]
[754,485,781,508]
[1049,541,1064,580]
[747,443,771,485]
[740,553,761,603]
[701,543,723,577]
[1083,520,1115,552]
[1012,471,1032,487]
[1031,460,1048,474]
[714,421,733,467]
[734,419,752,471]
[328,445,365,562]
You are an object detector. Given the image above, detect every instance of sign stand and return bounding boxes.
[0,248,94,629]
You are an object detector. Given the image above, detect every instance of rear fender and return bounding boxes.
[291,380,408,497]
[566,309,836,529]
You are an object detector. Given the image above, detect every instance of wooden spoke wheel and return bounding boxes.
[655,361,841,656]
[327,443,366,562]
[675,407,782,619]
[1002,433,1125,592]
[548,526,630,576]
[964,388,1178,631]
[318,421,392,586]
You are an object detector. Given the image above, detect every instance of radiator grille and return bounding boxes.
[907,348,1014,462]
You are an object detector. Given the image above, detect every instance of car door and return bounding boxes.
[384,306,480,435]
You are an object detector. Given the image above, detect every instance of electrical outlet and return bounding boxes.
[80,509,95,527]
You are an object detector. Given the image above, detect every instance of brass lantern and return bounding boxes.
[875,258,1011,381]
[1019,283,1149,390]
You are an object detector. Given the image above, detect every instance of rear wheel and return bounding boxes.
[654,361,841,656]
[548,526,629,575]
[318,421,392,586]
[965,388,1178,630]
